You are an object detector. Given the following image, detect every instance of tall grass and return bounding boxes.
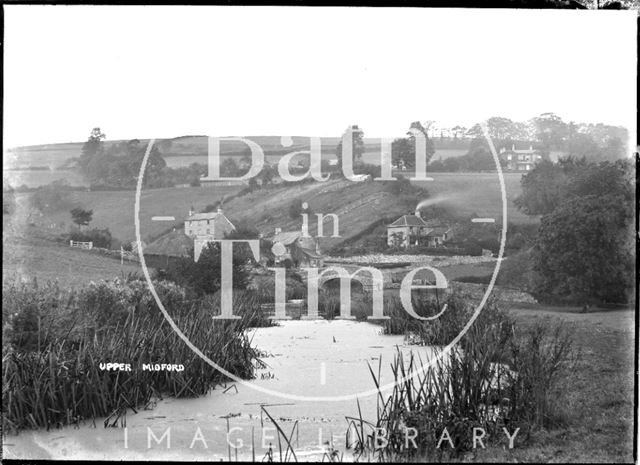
[2,276,264,432]
[346,302,576,461]
[381,291,471,346]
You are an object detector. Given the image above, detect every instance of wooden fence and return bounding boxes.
[69,240,93,250]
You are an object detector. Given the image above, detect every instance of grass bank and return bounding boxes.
[2,276,267,432]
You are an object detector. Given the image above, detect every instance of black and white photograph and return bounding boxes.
[2,3,637,463]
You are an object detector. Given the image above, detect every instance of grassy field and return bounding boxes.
[414,172,535,224]
[2,234,141,289]
[475,307,635,463]
[10,185,242,244]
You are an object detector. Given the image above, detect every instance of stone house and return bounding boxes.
[499,144,543,171]
[184,207,236,261]
[387,213,451,248]
[270,228,324,268]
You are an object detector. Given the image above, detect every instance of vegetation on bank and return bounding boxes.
[1,276,267,432]
[347,308,576,461]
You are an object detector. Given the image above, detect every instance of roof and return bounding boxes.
[144,229,193,257]
[186,212,224,221]
[299,247,323,259]
[388,215,429,228]
[185,211,236,231]
[272,231,303,245]
[426,226,450,237]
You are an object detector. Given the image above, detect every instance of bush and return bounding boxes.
[288,199,310,219]
[163,242,251,296]
[453,274,492,285]
[30,180,76,212]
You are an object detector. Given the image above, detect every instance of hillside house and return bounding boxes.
[387,213,431,248]
[270,228,324,268]
[499,144,543,171]
[200,179,247,187]
[185,207,236,261]
[387,213,451,248]
[425,225,452,247]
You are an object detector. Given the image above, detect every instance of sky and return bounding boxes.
[3,6,637,148]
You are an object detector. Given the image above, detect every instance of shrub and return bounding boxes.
[163,242,251,296]
[288,199,310,219]
[30,180,76,212]
[453,275,492,285]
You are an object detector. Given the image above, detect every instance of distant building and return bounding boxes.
[269,228,324,268]
[387,213,431,248]
[424,225,451,247]
[387,212,451,248]
[185,207,236,261]
[200,179,247,187]
[499,144,543,171]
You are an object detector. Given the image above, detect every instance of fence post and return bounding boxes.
[70,240,73,247]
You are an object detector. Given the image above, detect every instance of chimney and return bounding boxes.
[415,208,422,220]
[275,227,282,235]
[188,205,194,217]
[217,207,223,215]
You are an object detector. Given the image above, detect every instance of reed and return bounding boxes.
[2,276,263,432]
[346,301,575,461]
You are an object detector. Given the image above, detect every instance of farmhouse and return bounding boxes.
[270,228,324,268]
[387,212,451,248]
[386,213,431,248]
[200,179,247,187]
[184,207,236,261]
[185,207,235,239]
[499,144,543,171]
[425,225,452,247]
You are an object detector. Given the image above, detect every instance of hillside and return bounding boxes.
[8,170,535,254]
[9,185,243,246]
[6,135,474,170]
[2,234,141,289]
[141,171,534,254]
[217,172,534,250]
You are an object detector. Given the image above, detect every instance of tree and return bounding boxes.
[31,180,74,212]
[165,242,252,296]
[514,159,570,215]
[289,199,309,219]
[533,194,634,303]
[531,113,568,153]
[391,121,436,169]
[82,138,167,188]
[221,158,239,177]
[255,163,276,186]
[529,158,634,304]
[566,132,602,160]
[70,208,93,227]
[335,125,365,165]
[79,128,106,171]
